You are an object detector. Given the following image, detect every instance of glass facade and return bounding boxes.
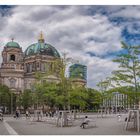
[69,64,87,80]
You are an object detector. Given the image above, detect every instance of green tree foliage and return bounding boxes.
[33,81,57,108]
[97,79,113,107]
[0,84,11,111]
[110,42,140,105]
[19,89,34,110]
[69,87,88,110]
[33,80,101,111]
[86,88,102,110]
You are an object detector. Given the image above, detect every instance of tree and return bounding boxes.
[97,78,113,108]
[33,53,73,110]
[33,78,72,110]
[110,42,140,105]
[34,81,58,109]
[0,84,11,113]
[86,88,102,110]
[69,87,88,110]
[19,89,34,110]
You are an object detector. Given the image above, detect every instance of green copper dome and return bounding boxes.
[24,42,60,57]
[25,32,60,57]
[5,41,20,48]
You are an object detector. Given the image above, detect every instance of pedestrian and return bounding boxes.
[0,109,3,121]
[80,116,90,129]
[18,110,20,118]
[49,111,52,117]
[46,111,49,117]
[117,114,122,121]
[26,110,30,119]
[15,110,20,119]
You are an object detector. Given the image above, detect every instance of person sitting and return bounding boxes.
[80,116,90,128]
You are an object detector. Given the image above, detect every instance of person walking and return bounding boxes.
[26,110,30,119]
[0,109,3,121]
[15,110,20,119]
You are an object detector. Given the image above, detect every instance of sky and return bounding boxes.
[0,5,140,89]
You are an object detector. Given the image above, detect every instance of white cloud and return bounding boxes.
[0,6,122,88]
[110,6,140,19]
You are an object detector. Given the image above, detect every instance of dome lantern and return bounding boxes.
[38,31,44,43]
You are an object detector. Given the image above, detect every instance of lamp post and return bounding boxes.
[11,92,13,115]
[61,52,74,111]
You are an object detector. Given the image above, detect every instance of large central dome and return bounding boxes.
[24,32,60,58]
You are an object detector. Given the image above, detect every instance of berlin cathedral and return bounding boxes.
[0,33,87,94]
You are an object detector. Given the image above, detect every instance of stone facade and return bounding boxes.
[0,33,60,94]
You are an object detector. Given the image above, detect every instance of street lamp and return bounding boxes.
[11,92,13,115]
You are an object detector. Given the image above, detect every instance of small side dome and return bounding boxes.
[5,39,20,48]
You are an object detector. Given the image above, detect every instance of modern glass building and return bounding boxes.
[69,64,87,80]
[69,64,87,86]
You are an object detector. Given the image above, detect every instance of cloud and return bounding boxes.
[109,6,140,19]
[0,6,123,88]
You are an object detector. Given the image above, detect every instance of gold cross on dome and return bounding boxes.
[39,31,44,40]
[38,31,45,43]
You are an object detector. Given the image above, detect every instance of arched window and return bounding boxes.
[26,64,30,73]
[41,63,46,72]
[9,78,16,88]
[10,54,15,61]
[30,64,32,72]
[32,62,35,72]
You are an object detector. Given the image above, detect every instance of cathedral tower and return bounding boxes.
[0,39,24,94]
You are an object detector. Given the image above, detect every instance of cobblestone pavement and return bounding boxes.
[0,114,140,135]
[0,121,9,135]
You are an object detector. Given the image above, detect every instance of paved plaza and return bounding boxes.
[0,113,140,135]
